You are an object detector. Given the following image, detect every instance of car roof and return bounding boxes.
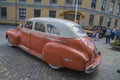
[27,17,85,38]
[29,17,74,23]
[29,17,78,27]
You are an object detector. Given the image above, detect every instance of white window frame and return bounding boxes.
[0,7,7,19]
[109,0,115,13]
[19,0,26,4]
[101,0,107,11]
[19,8,26,20]
[66,0,73,5]
[50,0,57,5]
[75,0,82,6]
[91,0,97,9]
[89,14,94,26]
[34,0,41,4]
[34,9,41,17]
[49,10,56,18]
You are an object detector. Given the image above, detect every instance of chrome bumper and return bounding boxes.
[85,61,101,73]
[85,54,101,73]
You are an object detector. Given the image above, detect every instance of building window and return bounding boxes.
[75,0,82,6]
[34,9,41,17]
[89,14,94,26]
[0,7,7,19]
[101,0,107,11]
[91,0,97,9]
[107,18,112,27]
[50,0,57,5]
[117,3,120,15]
[34,0,41,4]
[99,16,104,26]
[19,0,26,3]
[114,19,118,28]
[0,0,7,2]
[66,0,73,5]
[19,8,26,20]
[109,0,115,13]
[49,10,56,18]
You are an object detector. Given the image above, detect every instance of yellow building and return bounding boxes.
[0,0,120,28]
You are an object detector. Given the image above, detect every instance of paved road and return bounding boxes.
[0,25,120,80]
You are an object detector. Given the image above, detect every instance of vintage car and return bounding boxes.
[6,17,101,73]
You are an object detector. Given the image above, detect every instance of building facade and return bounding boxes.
[0,0,120,28]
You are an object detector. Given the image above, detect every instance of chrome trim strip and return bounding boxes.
[31,34,45,38]
[85,60,101,73]
[64,58,72,62]
[18,44,44,60]
[45,37,67,44]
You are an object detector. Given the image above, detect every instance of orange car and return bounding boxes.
[6,17,101,73]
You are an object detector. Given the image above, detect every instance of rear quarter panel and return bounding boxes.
[43,42,86,71]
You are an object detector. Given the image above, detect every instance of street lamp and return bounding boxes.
[15,0,17,26]
[74,0,78,23]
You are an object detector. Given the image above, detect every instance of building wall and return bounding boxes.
[94,15,99,26]
[7,7,15,20]
[0,0,120,29]
[82,0,91,8]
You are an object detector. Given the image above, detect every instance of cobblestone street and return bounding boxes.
[0,25,120,80]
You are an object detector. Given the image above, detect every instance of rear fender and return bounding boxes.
[42,42,86,71]
[43,42,64,67]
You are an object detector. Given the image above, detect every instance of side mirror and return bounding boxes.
[17,24,23,30]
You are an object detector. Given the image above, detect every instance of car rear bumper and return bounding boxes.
[85,53,101,73]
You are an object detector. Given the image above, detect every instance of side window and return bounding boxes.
[47,24,60,35]
[24,21,33,29]
[35,22,45,32]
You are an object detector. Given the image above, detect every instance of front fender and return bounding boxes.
[6,29,20,45]
[43,42,87,71]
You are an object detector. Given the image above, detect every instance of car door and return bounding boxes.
[30,21,46,56]
[19,21,33,50]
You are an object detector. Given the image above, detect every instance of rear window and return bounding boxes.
[47,24,60,35]
[72,25,85,35]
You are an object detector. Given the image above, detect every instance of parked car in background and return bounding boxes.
[82,26,93,37]
[6,17,101,73]
[83,26,107,38]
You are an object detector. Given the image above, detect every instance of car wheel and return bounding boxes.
[48,63,61,70]
[7,36,14,47]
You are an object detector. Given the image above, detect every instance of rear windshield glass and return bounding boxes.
[72,25,85,35]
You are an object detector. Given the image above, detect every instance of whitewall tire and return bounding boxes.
[7,36,14,47]
[48,63,61,70]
